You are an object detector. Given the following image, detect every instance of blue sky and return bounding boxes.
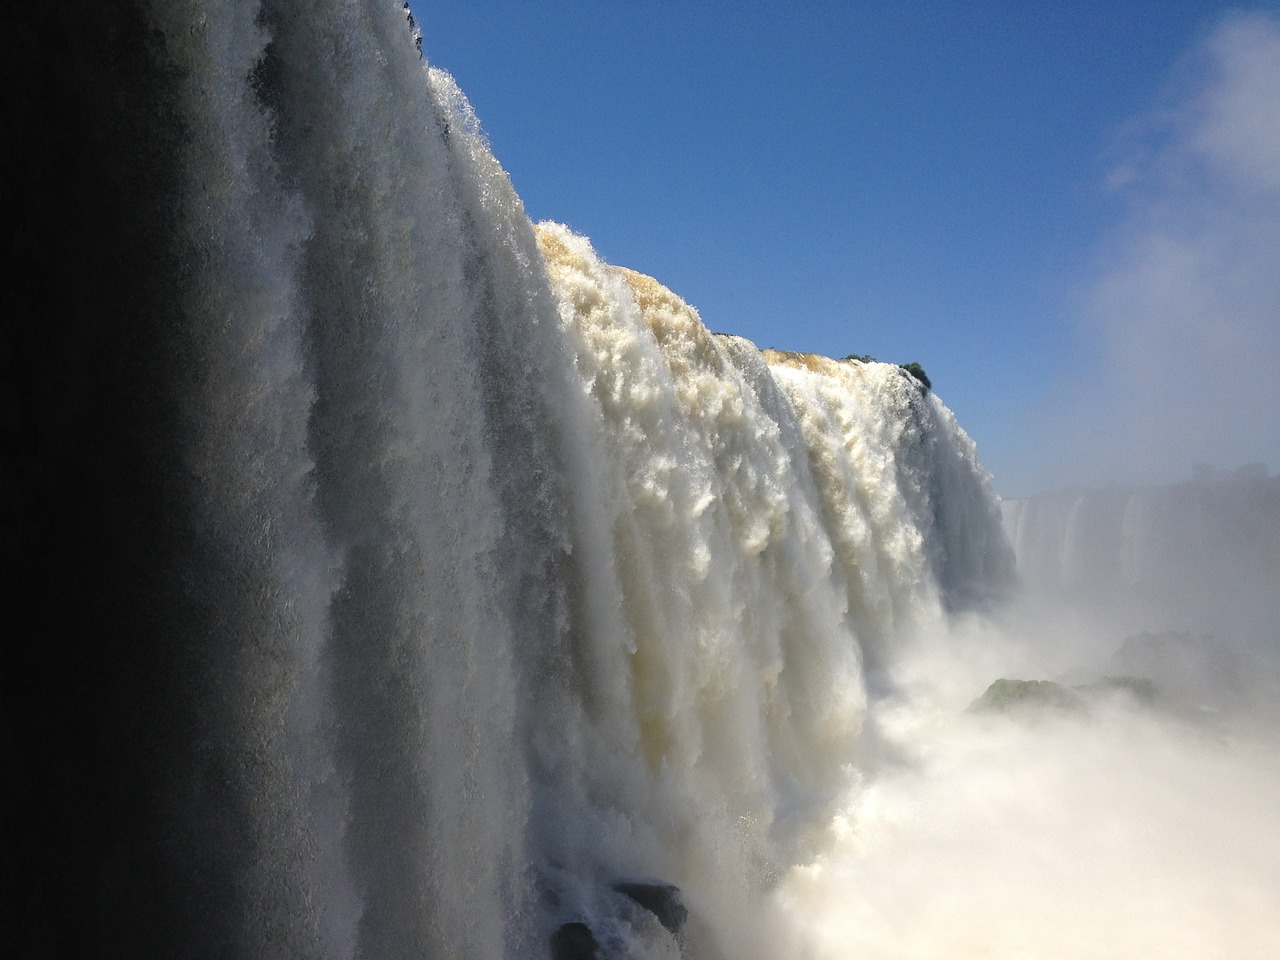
[410,2,1280,496]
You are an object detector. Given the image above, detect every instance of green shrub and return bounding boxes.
[900,361,931,392]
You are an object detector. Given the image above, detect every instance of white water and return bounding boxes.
[23,3,1280,958]
[528,231,1013,952]
[116,2,1017,954]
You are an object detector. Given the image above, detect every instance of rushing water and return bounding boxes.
[9,3,1278,959]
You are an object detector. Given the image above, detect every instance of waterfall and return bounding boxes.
[1001,472,1280,644]
[7,3,1013,957]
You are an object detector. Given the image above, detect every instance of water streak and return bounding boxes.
[7,3,1012,957]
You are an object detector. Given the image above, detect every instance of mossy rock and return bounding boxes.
[1075,675,1157,702]
[970,675,1159,716]
[968,678,1082,714]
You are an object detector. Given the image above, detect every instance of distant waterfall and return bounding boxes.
[6,3,1012,957]
[1001,472,1280,643]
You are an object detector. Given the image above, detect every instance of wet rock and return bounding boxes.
[612,881,688,935]
[549,921,600,960]
[1075,675,1157,702]
[969,675,1159,717]
[968,678,1083,714]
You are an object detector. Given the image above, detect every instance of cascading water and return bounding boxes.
[1001,471,1280,645]
[8,3,1016,957]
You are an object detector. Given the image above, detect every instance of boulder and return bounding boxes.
[549,922,600,960]
[611,881,688,935]
[968,678,1082,714]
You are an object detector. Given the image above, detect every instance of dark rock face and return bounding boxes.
[5,6,196,957]
[612,881,688,936]
[549,922,601,960]
[545,880,690,959]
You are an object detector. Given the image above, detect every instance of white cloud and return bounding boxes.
[1193,13,1280,194]
[1045,11,1280,488]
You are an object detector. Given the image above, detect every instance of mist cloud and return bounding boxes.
[774,611,1280,959]
[811,21,1280,954]
[1044,11,1280,489]
[781,700,1280,960]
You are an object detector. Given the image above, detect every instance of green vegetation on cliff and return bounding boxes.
[899,362,932,392]
[838,355,932,393]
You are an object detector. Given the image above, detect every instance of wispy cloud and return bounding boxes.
[1043,11,1280,489]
